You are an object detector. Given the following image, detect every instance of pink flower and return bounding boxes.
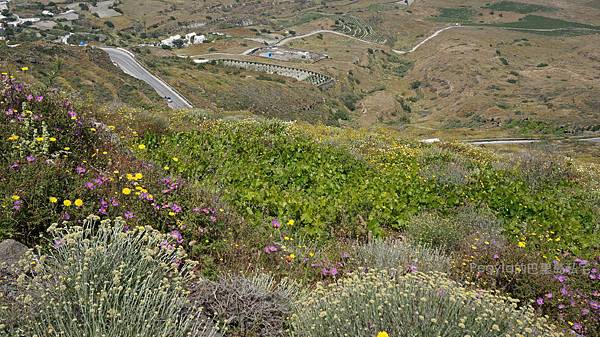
[271,218,281,229]
[170,229,183,244]
[263,245,278,254]
[536,297,544,306]
[124,211,135,219]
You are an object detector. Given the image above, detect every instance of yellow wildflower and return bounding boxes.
[134,172,143,180]
[74,199,83,207]
[48,196,58,203]
[517,241,526,248]
[21,67,29,71]
[122,188,132,195]
[287,219,295,226]
[63,199,72,207]
[377,331,389,337]
[7,135,19,141]
[137,144,146,150]
[49,137,57,142]
[11,195,20,201]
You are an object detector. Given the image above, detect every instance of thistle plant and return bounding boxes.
[4,215,216,337]
[291,270,563,337]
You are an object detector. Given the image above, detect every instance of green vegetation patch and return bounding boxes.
[435,7,476,23]
[481,15,600,33]
[145,120,599,256]
[483,1,558,14]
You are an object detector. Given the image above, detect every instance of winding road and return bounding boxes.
[101,47,193,109]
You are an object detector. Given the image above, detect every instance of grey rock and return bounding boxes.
[0,239,28,268]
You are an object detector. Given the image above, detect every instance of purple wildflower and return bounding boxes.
[13,200,22,210]
[271,218,281,229]
[556,275,567,283]
[407,265,418,273]
[124,211,135,219]
[536,297,544,306]
[263,245,278,254]
[170,229,183,244]
[26,155,36,163]
[75,166,86,175]
[85,182,95,190]
[53,238,66,249]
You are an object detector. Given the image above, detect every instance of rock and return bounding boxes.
[0,239,28,268]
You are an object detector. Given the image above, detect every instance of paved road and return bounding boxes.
[101,47,192,109]
[466,137,600,145]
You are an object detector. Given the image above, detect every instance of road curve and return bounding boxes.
[101,47,193,109]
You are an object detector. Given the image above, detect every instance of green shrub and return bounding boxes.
[4,215,217,337]
[349,239,451,274]
[190,274,299,337]
[290,270,563,337]
[405,206,501,252]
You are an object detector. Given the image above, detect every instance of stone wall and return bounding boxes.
[218,59,335,88]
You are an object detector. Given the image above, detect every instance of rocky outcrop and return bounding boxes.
[0,239,27,269]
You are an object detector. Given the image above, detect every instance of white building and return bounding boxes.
[161,32,206,48]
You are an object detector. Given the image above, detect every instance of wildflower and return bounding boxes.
[67,110,77,120]
[122,188,132,195]
[26,155,36,163]
[63,199,72,207]
[407,264,418,273]
[377,332,389,337]
[517,241,526,248]
[35,137,44,142]
[170,230,183,244]
[287,219,295,226]
[124,211,135,219]
[137,144,146,150]
[271,218,281,229]
[536,297,544,306]
[21,67,29,71]
[85,182,95,190]
[263,245,278,254]
[74,199,83,207]
[35,95,43,102]
[13,200,22,210]
[75,166,87,175]
[49,196,58,203]
[134,172,143,180]
[53,238,65,249]
[7,134,19,141]
[49,137,57,142]
[11,195,20,201]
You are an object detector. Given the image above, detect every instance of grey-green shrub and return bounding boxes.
[349,239,452,274]
[291,270,563,337]
[190,273,299,337]
[4,215,216,337]
[405,206,501,252]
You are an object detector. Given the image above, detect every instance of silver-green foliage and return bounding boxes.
[7,215,216,337]
[349,239,452,274]
[291,270,563,337]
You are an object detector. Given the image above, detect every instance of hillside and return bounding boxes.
[1,0,600,336]
[1,75,599,336]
